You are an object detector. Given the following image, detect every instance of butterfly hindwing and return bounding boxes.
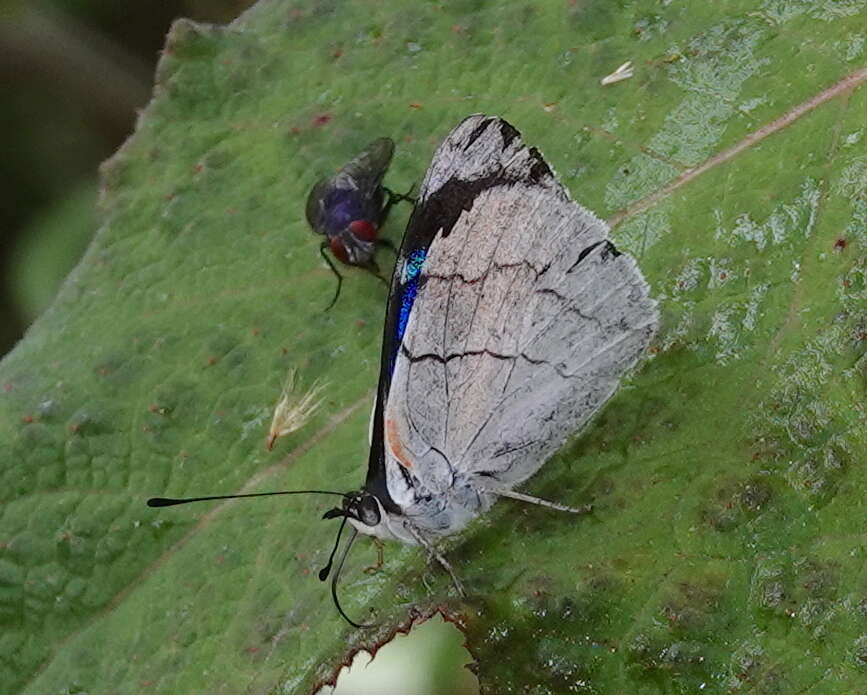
[375,115,657,495]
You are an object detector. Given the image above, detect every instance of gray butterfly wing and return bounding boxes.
[382,116,658,495]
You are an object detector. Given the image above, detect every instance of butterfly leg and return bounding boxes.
[403,522,466,597]
[319,242,343,311]
[363,537,385,574]
[481,487,593,515]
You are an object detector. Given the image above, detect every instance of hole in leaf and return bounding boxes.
[318,614,478,695]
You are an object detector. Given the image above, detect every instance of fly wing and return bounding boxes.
[380,115,658,492]
[305,137,395,233]
[338,137,395,194]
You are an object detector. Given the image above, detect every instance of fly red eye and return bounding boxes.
[348,220,378,241]
[329,237,350,263]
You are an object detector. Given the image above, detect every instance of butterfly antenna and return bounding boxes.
[331,527,377,629]
[146,490,346,507]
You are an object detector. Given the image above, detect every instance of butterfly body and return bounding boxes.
[343,477,493,544]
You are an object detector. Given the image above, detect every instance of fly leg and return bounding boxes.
[375,237,397,255]
[363,537,385,574]
[380,183,416,223]
[319,242,343,311]
[372,184,414,274]
[361,257,392,289]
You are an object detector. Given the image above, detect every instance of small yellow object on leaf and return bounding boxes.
[266,370,326,450]
[600,60,634,86]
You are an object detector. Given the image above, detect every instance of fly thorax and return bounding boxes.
[337,228,375,264]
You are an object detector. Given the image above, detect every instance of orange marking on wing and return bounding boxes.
[385,418,412,469]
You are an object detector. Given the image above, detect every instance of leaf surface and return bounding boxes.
[2,1,866,693]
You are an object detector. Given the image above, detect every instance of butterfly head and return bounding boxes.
[323,490,381,527]
[323,489,414,544]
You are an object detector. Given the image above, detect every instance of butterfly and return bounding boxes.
[149,115,659,627]
[305,137,413,309]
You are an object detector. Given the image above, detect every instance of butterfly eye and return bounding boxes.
[329,237,350,263]
[348,220,377,241]
[357,495,381,526]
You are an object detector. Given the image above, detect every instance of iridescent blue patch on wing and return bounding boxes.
[397,249,427,344]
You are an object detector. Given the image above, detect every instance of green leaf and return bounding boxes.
[3,1,865,693]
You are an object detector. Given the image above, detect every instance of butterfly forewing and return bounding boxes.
[378,115,658,495]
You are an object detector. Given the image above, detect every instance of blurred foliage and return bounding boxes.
[0,0,255,353]
[9,182,98,324]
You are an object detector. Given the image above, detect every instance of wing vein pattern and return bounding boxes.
[385,116,657,494]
